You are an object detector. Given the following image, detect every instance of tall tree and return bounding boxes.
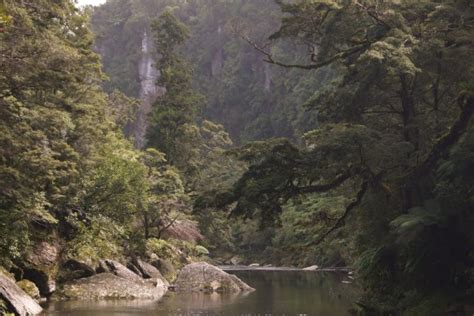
[147,9,203,178]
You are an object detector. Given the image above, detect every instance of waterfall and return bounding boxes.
[133,30,164,149]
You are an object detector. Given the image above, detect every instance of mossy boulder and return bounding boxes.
[16,280,40,299]
[59,273,166,300]
[174,262,254,293]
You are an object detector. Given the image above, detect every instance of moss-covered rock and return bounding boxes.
[16,280,40,299]
[58,273,166,300]
[174,262,254,293]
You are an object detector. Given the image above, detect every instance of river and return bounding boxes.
[43,270,357,315]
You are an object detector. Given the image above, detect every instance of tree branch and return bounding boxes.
[307,178,370,247]
[233,24,371,70]
[293,170,353,195]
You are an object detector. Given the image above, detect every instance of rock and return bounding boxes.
[129,258,169,287]
[0,274,42,315]
[59,259,95,282]
[150,258,176,282]
[103,260,143,283]
[59,273,166,300]
[230,256,243,266]
[174,262,255,293]
[249,263,260,267]
[126,262,143,277]
[96,260,110,273]
[16,280,40,300]
[22,268,56,297]
[22,241,59,296]
[26,242,59,266]
[303,265,319,271]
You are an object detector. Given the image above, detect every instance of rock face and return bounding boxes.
[23,241,59,296]
[60,273,166,300]
[0,274,42,315]
[175,262,254,293]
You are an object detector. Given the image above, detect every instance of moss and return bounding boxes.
[16,279,40,299]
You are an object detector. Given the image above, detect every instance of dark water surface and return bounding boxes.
[43,270,357,316]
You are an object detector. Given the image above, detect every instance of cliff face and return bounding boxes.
[133,30,165,149]
[92,0,323,144]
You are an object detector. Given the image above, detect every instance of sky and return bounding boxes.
[76,0,106,6]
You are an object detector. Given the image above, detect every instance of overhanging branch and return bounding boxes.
[307,178,370,247]
[237,28,370,70]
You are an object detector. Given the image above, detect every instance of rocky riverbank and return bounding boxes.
[0,256,253,315]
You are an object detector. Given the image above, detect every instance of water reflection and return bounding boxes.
[44,270,356,315]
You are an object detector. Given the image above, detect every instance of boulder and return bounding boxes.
[59,273,166,300]
[128,258,169,287]
[174,262,254,293]
[96,260,110,273]
[16,280,40,300]
[0,274,42,315]
[59,259,95,282]
[249,263,260,267]
[102,260,143,283]
[303,265,319,271]
[150,258,176,282]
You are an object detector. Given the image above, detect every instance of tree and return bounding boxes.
[147,9,203,174]
[198,0,474,312]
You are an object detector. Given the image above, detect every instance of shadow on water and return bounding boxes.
[43,270,358,315]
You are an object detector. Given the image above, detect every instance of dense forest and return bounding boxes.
[0,0,473,315]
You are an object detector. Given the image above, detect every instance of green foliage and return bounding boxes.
[65,214,125,263]
[0,0,190,271]
[0,0,108,261]
[195,245,210,256]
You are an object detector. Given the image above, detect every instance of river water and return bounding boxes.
[43,270,357,316]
